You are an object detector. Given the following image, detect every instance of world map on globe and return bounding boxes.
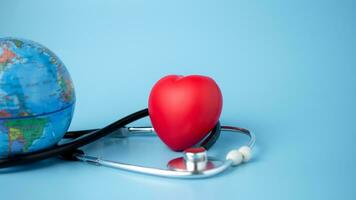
[0,38,75,158]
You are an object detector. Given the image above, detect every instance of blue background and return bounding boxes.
[0,0,355,199]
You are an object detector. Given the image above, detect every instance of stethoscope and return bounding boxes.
[0,109,255,179]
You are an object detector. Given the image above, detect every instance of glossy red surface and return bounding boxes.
[148,75,223,151]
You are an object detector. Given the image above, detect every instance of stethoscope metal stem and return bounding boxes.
[75,126,255,179]
[75,153,233,178]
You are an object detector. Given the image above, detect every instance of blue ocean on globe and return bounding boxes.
[0,38,75,158]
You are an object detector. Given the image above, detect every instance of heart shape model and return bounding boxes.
[148,75,223,151]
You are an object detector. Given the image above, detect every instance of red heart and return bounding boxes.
[148,75,223,151]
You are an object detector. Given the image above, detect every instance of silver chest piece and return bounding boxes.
[167,147,223,173]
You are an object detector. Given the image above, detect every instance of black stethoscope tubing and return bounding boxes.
[0,108,221,168]
[0,109,148,168]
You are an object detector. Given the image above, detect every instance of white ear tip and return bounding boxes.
[226,150,243,166]
[238,146,252,162]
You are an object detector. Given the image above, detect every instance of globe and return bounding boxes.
[0,38,75,158]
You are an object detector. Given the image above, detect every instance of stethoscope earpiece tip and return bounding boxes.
[226,146,252,166]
